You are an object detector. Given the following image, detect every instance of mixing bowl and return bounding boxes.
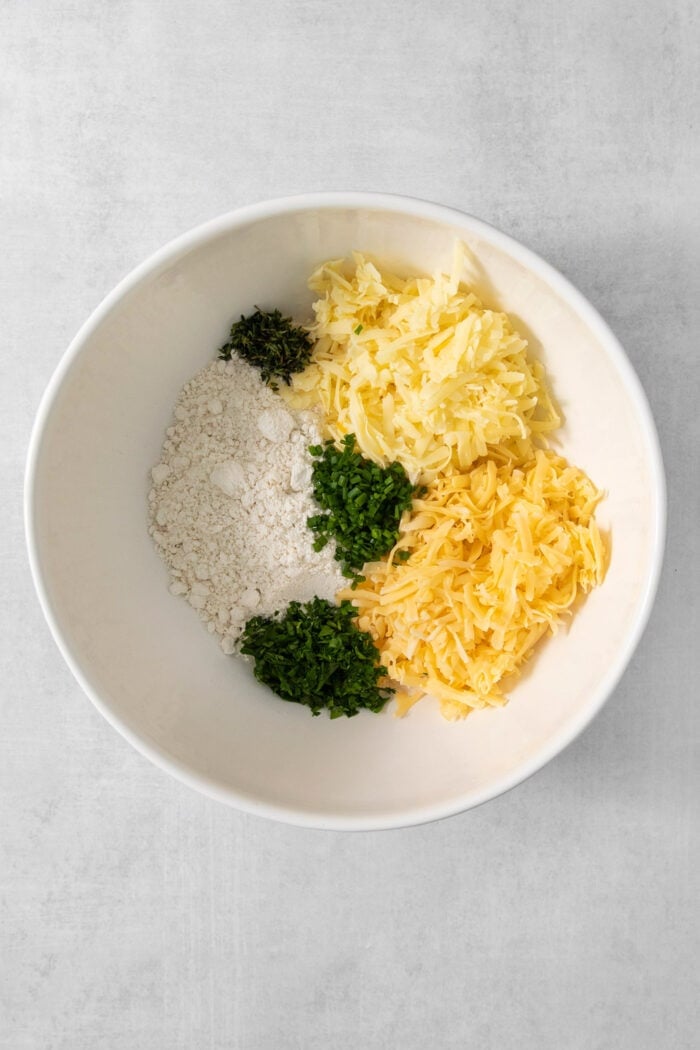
[25,193,665,829]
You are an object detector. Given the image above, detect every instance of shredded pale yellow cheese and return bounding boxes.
[284,250,559,482]
[342,451,606,719]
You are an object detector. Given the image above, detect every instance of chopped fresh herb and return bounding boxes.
[218,307,313,388]
[354,324,363,335]
[240,598,392,717]
[308,434,416,582]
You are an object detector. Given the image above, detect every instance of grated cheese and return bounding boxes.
[284,249,560,483]
[342,451,606,719]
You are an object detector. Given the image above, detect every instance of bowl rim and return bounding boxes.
[24,191,667,830]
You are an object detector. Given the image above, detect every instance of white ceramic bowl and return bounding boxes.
[25,193,665,829]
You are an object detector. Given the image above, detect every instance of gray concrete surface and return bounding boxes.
[2,1,698,1047]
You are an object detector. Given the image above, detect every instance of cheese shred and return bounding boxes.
[285,250,560,482]
[285,248,607,720]
[341,451,606,719]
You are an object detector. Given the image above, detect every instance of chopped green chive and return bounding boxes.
[307,434,416,582]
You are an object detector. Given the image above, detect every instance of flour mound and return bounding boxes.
[148,358,345,653]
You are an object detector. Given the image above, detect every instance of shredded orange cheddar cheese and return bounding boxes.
[342,451,606,718]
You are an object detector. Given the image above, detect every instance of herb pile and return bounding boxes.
[307,434,416,583]
[219,307,313,388]
[240,598,393,718]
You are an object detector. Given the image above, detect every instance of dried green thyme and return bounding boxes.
[218,307,313,388]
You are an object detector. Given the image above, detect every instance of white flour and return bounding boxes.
[148,357,345,654]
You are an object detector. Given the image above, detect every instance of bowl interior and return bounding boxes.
[28,201,662,827]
